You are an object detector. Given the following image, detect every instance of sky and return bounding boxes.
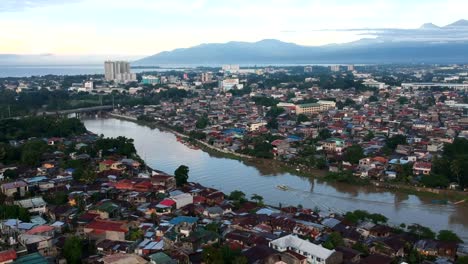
[0,0,467,59]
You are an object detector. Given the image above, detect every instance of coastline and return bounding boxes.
[105,113,468,204]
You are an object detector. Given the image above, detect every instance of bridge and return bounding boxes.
[37,105,114,116]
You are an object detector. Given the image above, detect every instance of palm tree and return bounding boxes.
[251,194,264,205]
[450,159,462,185]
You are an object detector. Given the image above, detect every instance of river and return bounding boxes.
[84,118,468,240]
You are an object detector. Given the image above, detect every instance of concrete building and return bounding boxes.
[142,75,160,85]
[296,101,335,115]
[104,61,136,83]
[330,65,341,72]
[201,72,213,83]
[220,78,243,91]
[269,234,342,264]
[222,64,240,73]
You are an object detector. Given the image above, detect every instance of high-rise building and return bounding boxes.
[201,72,213,83]
[304,66,313,73]
[222,64,240,73]
[347,64,355,71]
[330,65,341,72]
[142,75,160,85]
[104,61,136,83]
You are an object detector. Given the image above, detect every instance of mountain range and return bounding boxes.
[135,19,468,65]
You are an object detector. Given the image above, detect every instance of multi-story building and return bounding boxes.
[269,234,343,264]
[220,78,243,91]
[201,72,213,83]
[296,101,336,115]
[104,61,136,83]
[330,65,341,72]
[142,75,161,85]
[222,64,240,73]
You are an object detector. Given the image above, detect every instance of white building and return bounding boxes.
[220,78,243,91]
[170,193,193,209]
[269,234,342,264]
[201,72,213,83]
[14,197,47,214]
[330,65,341,72]
[104,61,137,83]
[222,64,240,73]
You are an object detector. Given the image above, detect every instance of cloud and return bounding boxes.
[282,20,468,43]
[0,0,79,12]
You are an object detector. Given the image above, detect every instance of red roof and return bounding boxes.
[100,160,116,166]
[193,196,206,204]
[86,219,128,233]
[0,250,17,263]
[26,225,55,235]
[159,199,176,206]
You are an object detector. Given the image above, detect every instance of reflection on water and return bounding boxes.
[84,118,468,241]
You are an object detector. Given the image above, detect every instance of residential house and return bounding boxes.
[84,219,129,241]
[269,234,343,264]
[1,181,28,197]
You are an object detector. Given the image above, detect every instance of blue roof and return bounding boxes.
[14,252,48,264]
[169,216,198,225]
[223,128,245,135]
[287,135,303,141]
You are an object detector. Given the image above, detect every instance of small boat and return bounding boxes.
[431,199,448,205]
[276,184,289,191]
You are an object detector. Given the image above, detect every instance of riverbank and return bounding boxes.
[105,113,468,203]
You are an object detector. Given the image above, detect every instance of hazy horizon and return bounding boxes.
[1,0,468,59]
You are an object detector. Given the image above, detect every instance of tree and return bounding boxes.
[407,224,436,239]
[21,140,48,166]
[63,236,83,264]
[174,165,189,187]
[323,232,344,249]
[196,116,209,129]
[398,96,409,105]
[343,145,364,164]
[251,194,264,205]
[128,228,144,241]
[229,190,246,201]
[385,135,407,150]
[437,230,462,243]
[297,114,309,123]
[318,129,332,140]
[364,131,374,141]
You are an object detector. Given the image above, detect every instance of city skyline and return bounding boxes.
[1,0,468,58]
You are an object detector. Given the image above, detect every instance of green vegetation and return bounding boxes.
[407,224,436,239]
[202,245,247,264]
[437,230,463,243]
[324,171,368,185]
[296,114,309,123]
[0,117,86,141]
[63,236,83,264]
[343,145,364,164]
[174,165,189,187]
[0,204,31,222]
[252,96,279,107]
[323,232,344,249]
[95,136,136,156]
[431,138,468,188]
[196,115,210,129]
[21,140,49,166]
[344,209,388,224]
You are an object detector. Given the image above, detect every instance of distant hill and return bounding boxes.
[135,20,468,65]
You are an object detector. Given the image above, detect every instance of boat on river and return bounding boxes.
[276,184,289,191]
